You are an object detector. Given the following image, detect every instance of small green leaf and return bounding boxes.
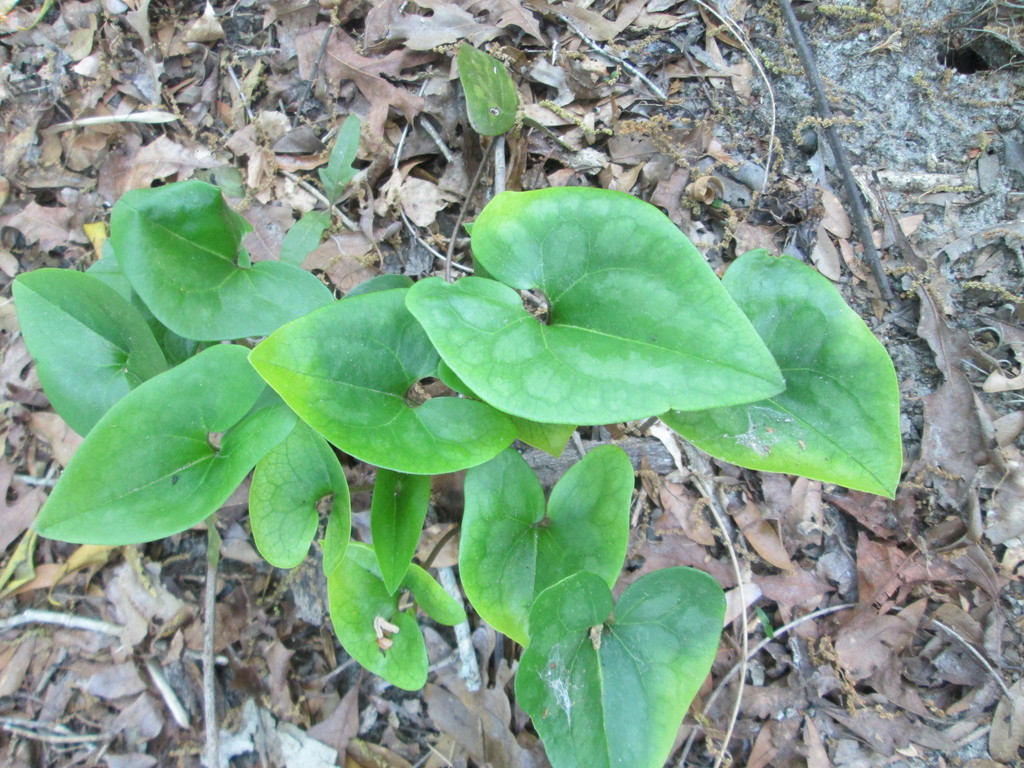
[371,470,431,594]
[460,446,633,645]
[111,180,333,341]
[13,269,167,435]
[457,43,519,136]
[510,418,576,457]
[250,287,516,474]
[326,543,457,691]
[406,188,784,425]
[516,568,725,768]
[250,420,350,569]
[280,210,330,266]
[319,115,361,205]
[663,250,902,497]
[346,274,414,298]
[35,344,296,545]
[403,565,466,626]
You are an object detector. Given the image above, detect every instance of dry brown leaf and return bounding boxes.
[990,682,1024,765]
[302,235,378,294]
[296,28,427,150]
[733,496,795,572]
[659,481,716,546]
[308,685,360,756]
[85,661,147,700]
[0,201,74,252]
[834,599,926,682]
[754,568,830,620]
[388,1,501,49]
[347,739,413,768]
[242,201,296,262]
[400,177,448,227]
[471,0,545,42]
[819,187,852,238]
[811,223,842,281]
[0,463,46,556]
[0,635,37,697]
[183,1,224,43]
[29,411,83,467]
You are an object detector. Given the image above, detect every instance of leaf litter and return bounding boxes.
[1,0,1024,766]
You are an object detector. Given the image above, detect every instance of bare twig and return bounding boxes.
[296,23,333,114]
[694,0,776,195]
[145,657,191,729]
[1,717,108,745]
[679,443,746,768]
[778,0,894,300]
[0,609,122,636]
[280,170,359,230]
[437,567,481,692]
[225,65,254,123]
[931,618,1013,699]
[678,602,857,766]
[202,519,221,768]
[557,14,668,100]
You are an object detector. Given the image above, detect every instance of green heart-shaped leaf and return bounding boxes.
[371,470,431,594]
[110,180,333,341]
[249,287,516,474]
[516,569,725,768]
[249,420,350,569]
[457,43,519,136]
[663,250,902,497]
[326,543,465,690]
[406,188,784,425]
[13,269,167,435]
[35,344,296,545]
[460,446,633,645]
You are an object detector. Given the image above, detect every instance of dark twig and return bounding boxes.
[296,24,333,115]
[445,138,493,283]
[778,0,894,301]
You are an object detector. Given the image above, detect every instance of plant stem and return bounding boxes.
[202,518,222,768]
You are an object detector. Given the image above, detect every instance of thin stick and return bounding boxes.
[0,609,122,636]
[557,14,668,100]
[680,443,746,768]
[445,140,492,283]
[437,567,481,692]
[677,602,857,766]
[145,657,191,729]
[1,718,107,745]
[777,0,893,300]
[296,24,333,114]
[493,136,507,195]
[202,519,222,768]
[931,619,1013,699]
[694,0,776,195]
[280,170,359,231]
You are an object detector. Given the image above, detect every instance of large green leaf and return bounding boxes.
[13,269,167,435]
[35,345,296,545]
[406,188,784,425]
[249,420,350,569]
[249,287,516,474]
[460,446,633,645]
[663,250,902,497]
[326,543,465,690]
[110,180,333,341]
[371,470,431,594]
[457,43,519,136]
[516,569,725,768]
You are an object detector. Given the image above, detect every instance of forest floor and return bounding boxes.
[1,1,1023,767]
